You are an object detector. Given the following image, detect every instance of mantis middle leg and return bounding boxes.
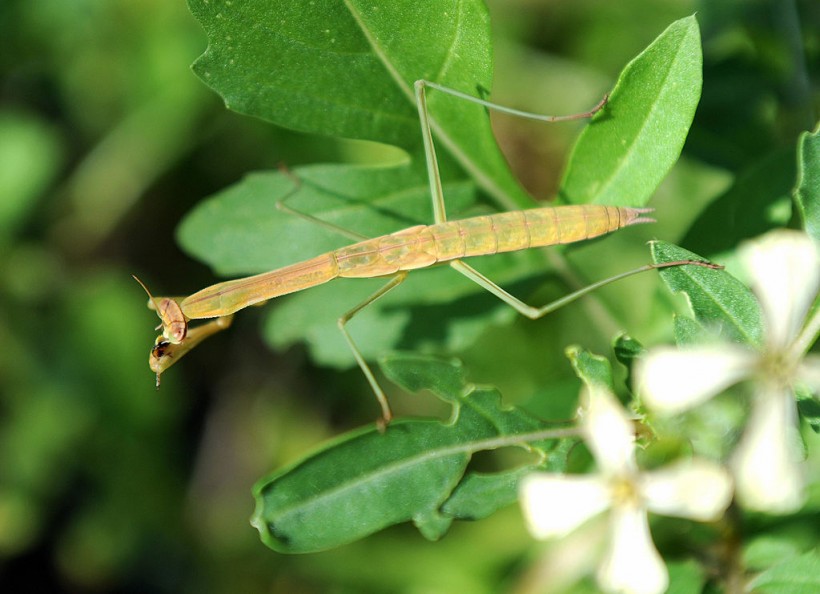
[337,272,408,426]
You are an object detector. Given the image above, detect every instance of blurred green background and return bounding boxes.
[0,0,817,592]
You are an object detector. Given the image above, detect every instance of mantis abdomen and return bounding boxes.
[337,204,650,277]
[181,204,651,319]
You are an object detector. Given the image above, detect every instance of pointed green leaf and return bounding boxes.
[795,123,820,241]
[651,241,763,346]
[560,15,702,206]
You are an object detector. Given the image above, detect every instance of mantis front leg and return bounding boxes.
[150,314,234,388]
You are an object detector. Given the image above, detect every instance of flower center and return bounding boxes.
[759,348,798,389]
[609,474,642,507]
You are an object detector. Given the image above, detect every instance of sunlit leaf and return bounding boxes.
[651,241,763,346]
[560,15,702,207]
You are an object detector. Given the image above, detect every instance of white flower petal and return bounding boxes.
[597,505,668,594]
[636,346,755,414]
[732,387,806,513]
[520,474,611,539]
[582,385,637,475]
[642,459,733,521]
[740,230,820,349]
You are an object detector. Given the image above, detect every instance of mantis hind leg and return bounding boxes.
[337,272,408,428]
[449,259,722,320]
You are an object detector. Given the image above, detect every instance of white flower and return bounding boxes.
[520,385,733,594]
[636,230,820,513]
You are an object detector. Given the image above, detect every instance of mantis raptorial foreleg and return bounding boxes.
[149,314,233,387]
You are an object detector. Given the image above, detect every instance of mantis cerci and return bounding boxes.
[138,80,719,424]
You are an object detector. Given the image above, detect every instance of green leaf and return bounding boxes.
[251,354,565,552]
[440,466,534,521]
[560,15,702,207]
[665,559,706,594]
[251,417,464,553]
[795,123,820,241]
[796,394,820,433]
[672,314,706,345]
[566,345,614,390]
[379,352,468,404]
[188,0,530,209]
[651,241,764,346]
[747,550,820,594]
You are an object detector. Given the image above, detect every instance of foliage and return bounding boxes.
[1,0,818,593]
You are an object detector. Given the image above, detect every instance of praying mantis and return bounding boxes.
[138,80,719,424]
